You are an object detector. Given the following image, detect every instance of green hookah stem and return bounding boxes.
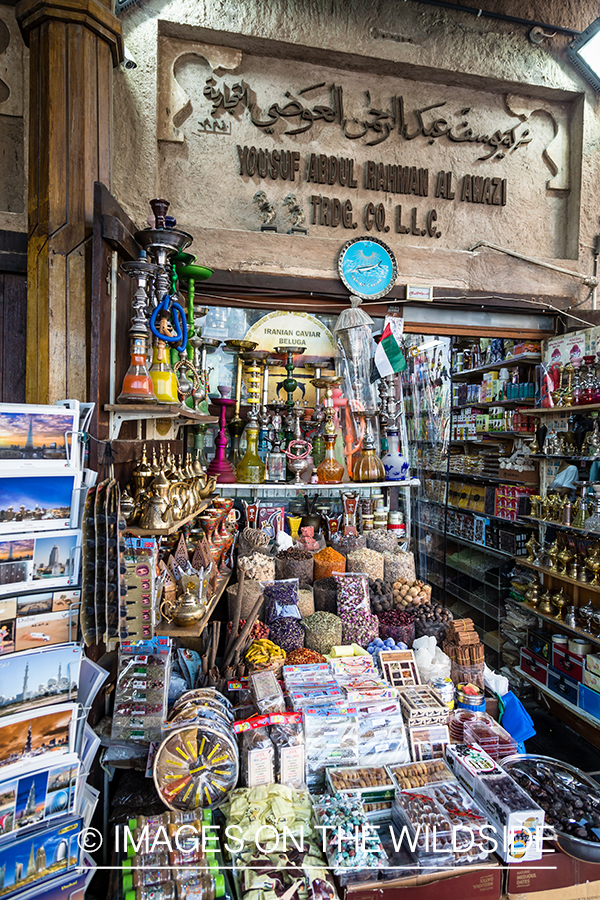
[187,275,195,362]
[169,262,179,369]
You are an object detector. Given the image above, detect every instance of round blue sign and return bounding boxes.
[338,237,398,300]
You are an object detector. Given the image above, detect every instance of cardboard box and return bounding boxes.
[527,630,551,664]
[472,774,544,863]
[506,845,600,896]
[344,859,502,900]
[584,668,600,693]
[586,654,600,676]
[507,878,600,900]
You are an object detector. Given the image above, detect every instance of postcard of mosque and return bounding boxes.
[0,472,81,535]
[0,530,81,597]
[0,645,82,717]
[0,814,82,893]
[0,404,79,469]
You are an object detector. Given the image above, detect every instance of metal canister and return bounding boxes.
[431,676,455,710]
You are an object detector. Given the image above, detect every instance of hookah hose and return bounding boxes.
[149,293,188,352]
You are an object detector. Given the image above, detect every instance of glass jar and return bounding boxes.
[118,334,156,403]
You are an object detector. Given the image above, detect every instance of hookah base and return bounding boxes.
[206,459,238,483]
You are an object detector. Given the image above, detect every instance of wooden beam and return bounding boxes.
[15,0,123,403]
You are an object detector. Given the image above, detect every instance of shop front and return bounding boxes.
[4,1,600,899]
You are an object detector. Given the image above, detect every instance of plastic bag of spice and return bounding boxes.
[334,572,371,615]
[313,546,346,581]
[269,711,305,787]
[238,718,275,786]
[275,546,314,584]
[260,578,301,624]
[269,617,305,653]
[302,611,342,654]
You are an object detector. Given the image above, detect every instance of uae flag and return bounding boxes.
[372,316,406,381]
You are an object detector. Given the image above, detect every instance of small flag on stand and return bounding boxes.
[371,315,407,381]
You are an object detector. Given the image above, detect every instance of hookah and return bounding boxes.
[352,409,385,482]
[236,351,267,483]
[224,339,258,467]
[275,344,306,446]
[206,387,237,483]
[117,251,160,403]
[174,253,212,408]
[312,376,345,484]
[258,356,281,459]
[135,199,192,404]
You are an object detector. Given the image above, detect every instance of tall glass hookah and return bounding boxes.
[117,252,160,403]
[236,351,267,483]
[134,199,193,404]
[224,339,258,467]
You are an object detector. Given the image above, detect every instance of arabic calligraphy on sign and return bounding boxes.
[202,76,532,161]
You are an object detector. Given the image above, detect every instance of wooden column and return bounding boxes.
[15,0,123,403]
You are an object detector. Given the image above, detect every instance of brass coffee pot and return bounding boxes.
[138,472,172,529]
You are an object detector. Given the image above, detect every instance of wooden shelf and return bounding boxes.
[125,496,216,536]
[451,355,541,380]
[160,568,231,638]
[515,559,600,594]
[104,404,218,440]
[506,597,600,647]
[530,403,600,415]
[521,515,600,538]
[483,630,502,652]
[530,454,599,461]
[516,666,600,729]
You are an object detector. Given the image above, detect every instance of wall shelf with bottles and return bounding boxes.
[451,354,541,380]
[212,479,420,493]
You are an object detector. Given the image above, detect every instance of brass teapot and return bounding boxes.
[161,585,207,628]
